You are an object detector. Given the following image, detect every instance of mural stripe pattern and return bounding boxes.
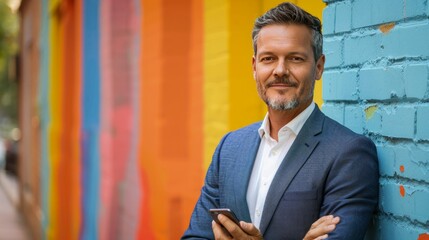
[82,0,101,239]
[30,1,323,239]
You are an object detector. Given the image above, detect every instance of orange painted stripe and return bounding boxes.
[71,0,82,237]
[183,0,204,233]
[138,0,161,238]
[55,1,83,239]
[74,0,82,237]
[58,1,71,238]
[138,0,203,238]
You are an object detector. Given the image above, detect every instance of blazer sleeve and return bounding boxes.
[321,135,379,240]
[181,133,230,239]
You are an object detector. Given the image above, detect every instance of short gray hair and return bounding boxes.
[252,2,323,61]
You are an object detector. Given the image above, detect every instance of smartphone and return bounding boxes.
[209,208,240,226]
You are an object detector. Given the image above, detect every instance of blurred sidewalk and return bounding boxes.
[0,170,31,240]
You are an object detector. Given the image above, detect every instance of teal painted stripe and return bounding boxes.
[81,0,101,239]
[39,0,50,238]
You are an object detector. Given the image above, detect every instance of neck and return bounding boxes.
[268,102,311,140]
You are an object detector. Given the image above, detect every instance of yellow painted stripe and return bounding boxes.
[228,0,265,130]
[204,0,230,168]
[47,1,62,239]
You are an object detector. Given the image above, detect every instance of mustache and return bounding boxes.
[266,77,298,88]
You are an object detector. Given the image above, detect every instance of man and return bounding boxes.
[182,2,379,239]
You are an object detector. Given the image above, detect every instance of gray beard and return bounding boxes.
[266,98,299,111]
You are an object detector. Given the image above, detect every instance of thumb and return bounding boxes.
[240,221,262,237]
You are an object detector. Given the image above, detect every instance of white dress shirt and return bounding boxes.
[246,102,315,229]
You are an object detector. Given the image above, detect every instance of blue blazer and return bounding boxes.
[182,106,379,240]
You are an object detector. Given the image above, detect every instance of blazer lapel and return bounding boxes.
[233,125,261,223]
[259,107,325,234]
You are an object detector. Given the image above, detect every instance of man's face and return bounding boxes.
[252,24,324,112]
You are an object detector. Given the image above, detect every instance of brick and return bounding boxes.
[323,70,358,101]
[372,216,429,240]
[417,105,429,140]
[376,145,395,177]
[344,33,382,66]
[381,106,415,139]
[351,0,372,28]
[359,67,404,100]
[427,0,429,16]
[322,103,344,124]
[403,0,426,18]
[410,144,429,164]
[323,4,335,35]
[380,181,429,223]
[364,104,382,134]
[345,105,364,134]
[352,0,403,29]
[383,21,429,58]
[378,145,429,182]
[404,64,428,99]
[323,38,343,68]
[335,1,351,33]
[406,145,429,182]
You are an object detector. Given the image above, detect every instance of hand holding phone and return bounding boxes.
[209,208,240,226]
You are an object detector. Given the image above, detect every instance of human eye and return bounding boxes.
[288,56,305,62]
[260,56,275,62]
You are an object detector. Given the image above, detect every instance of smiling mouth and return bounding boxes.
[269,83,294,88]
[267,82,297,88]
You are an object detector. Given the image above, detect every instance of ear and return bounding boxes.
[315,54,325,80]
[252,56,256,79]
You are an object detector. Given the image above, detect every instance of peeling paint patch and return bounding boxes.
[365,105,378,120]
[379,22,395,34]
[399,185,405,197]
[418,233,429,240]
[399,165,404,173]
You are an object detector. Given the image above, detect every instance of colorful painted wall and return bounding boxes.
[18,0,325,239]
[322,0,429,239]
[18,0,429,239]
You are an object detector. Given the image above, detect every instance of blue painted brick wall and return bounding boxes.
[322,0,429,239]
[404,64,428,99]
[417,104,429,139]
[359,66,404,100]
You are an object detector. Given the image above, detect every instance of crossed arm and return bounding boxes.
[212,214,340,240]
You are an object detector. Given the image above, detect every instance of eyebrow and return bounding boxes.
[257,51,309,57]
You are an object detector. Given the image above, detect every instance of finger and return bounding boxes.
[304,216,339,240]
[239,221,263,238]
[212,220,231,239]
[217,214,243,237]
[332,216,340,224]
[305,224,333,239]
[314,234,328,240]
[310,215,334,229]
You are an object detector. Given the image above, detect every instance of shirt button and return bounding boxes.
[256,210,261,217]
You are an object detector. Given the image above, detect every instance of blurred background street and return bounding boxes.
[0,170,30,240]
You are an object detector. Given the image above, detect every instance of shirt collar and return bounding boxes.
[258,102,315,139]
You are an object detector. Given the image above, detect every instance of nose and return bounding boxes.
[273,60,288,78]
